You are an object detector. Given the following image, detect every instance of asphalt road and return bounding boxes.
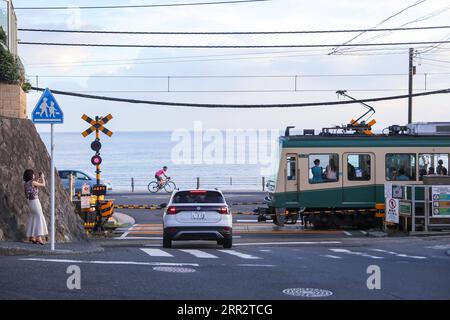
[1,191,449,300]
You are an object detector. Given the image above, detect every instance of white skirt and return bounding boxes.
[26,199,49,238]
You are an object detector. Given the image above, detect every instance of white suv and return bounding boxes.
[162,189,232,249]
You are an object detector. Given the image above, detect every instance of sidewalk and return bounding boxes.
[0,240,103,256]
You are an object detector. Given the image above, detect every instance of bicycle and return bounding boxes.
[148,177,176,193]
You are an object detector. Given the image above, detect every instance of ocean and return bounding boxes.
[39,131,279,191]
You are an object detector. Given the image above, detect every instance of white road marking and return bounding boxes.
[20,258,198,267]
[321,255,342,259]
[360,230,368,235]
[259,249,272,252]
[330,248,384,259]
[218,250,261,260]
[238,264,275,267]
[236,220,258,223]
[234,241,341,246]
[180,249,218,259]
[370,249,427,259]
[114,237,163,240]
[140,248,173,257]
[343,231,352,236]
[425,244,450,250]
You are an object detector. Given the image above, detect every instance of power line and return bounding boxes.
[18,40,450,49]
[26,72,450,79]
[18,25,450,35]
[15,0,270,10]
[330,0,427,55]
[30,86,450,108]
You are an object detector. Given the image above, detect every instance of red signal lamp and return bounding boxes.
[91,155,102,165]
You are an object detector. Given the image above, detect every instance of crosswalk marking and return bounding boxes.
[180,249,218,259]
[321,255,342,259]
[370,249,427,259]
[330,248,384,259]
[218,250,261,260]
[140,248,174,257]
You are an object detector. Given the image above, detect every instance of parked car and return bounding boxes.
[162,189,232,249]
[58,169,113,194]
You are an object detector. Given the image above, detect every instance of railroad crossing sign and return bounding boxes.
[81,114,113,137]
[80,114,114,232]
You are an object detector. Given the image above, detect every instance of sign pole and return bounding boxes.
[31,88,63,251]
[50,123,55,251]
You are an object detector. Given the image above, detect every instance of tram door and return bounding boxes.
[284,154,300,205]
[342,153,376,205]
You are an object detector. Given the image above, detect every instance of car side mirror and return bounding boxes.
[159,203,167,209]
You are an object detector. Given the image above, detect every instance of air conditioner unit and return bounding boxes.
[407,122,450,136]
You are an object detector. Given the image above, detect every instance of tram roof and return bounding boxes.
[281,134,450,148]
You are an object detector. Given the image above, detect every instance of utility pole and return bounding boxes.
[408,48,415,124]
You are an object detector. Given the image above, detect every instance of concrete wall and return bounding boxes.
[0,83,27,119]
[0,116,87,242]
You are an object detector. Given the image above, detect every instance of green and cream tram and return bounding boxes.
[263,123,450,228]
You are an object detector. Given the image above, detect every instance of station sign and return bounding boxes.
[432,186,450,217]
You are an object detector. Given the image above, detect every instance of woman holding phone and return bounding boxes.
[23,169,48,245]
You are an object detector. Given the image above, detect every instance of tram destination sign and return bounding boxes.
[432,186,450,217]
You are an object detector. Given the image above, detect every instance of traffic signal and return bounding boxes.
[91,140,102,152]
[91,155,102,166]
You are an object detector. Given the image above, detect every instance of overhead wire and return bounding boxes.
[29,86,450,108]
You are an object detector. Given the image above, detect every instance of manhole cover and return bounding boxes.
[282,288,333,298]
[153,266,196,273]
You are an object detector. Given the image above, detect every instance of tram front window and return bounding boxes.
[386,154,416,181]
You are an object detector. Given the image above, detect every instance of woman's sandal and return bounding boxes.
[29,239,37,244]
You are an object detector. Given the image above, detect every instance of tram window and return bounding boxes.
[385,154,416,181]
[286,156,296,180]
[347,154,371,181]
[309,154,339,184]
[418,154,449,180]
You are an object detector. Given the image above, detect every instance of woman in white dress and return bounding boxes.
[23,169,48,245]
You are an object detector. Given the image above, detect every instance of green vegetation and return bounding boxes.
[0,26,31,92]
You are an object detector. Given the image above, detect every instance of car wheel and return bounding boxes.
[217,240,223,245]
[163,236,172,248]
[222,238,232,249]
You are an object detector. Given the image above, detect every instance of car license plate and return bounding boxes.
[191,212,205,220]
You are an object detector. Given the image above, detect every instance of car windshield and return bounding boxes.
[172,191,225,204]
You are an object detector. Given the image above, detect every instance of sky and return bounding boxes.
[11,0,450,133]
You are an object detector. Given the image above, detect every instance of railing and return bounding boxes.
[392,184,450,232]
[114,176,269,192]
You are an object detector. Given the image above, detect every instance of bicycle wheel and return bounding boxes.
[164,181,176,193]
[148,181,160,193]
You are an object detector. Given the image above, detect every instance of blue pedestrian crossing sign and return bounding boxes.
[32,88,64,124]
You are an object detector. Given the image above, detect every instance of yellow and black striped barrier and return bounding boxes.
[114,204,161,210]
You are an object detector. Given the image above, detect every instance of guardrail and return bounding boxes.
[113,176,269,192]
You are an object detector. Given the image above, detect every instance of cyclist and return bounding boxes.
[155,166,169,187]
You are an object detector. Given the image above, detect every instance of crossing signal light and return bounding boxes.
[91,155,102,166]
[91,140,102,152]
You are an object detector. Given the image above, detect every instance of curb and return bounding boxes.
[447,250,450,257]
[0,242,104,256]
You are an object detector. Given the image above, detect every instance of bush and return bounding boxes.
[0,32,31,92]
